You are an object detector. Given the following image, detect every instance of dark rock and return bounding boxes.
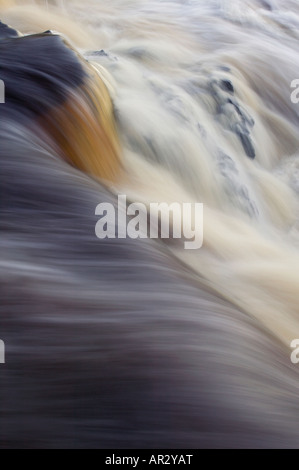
[236,129,256,159]
[217,151,258,215]
[235,122,250,136]
[218,66,231,72]
[0,29,87,120]
[0,21,19,40]
[217,151,238,175]
[228,98,255,127]
[90,49,109,57]
[220,79,234,94]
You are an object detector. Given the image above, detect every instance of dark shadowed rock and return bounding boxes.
[236,128,256,159]
[0,21,19,40]
[0,29,87,120]
[220,79,234,94]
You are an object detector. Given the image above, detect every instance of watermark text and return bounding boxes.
[291,339,299,364]
[0,80,5,104]
[290,79,299,104]
[0,340,5,364]
[95,196,203,250]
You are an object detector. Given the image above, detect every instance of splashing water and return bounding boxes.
[10,0,299,345]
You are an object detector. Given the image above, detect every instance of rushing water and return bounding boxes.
[1,0,299,448]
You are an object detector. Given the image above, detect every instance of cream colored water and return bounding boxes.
[1,0,299,345]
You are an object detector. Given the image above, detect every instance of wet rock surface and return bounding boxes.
[210,77,256,159]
